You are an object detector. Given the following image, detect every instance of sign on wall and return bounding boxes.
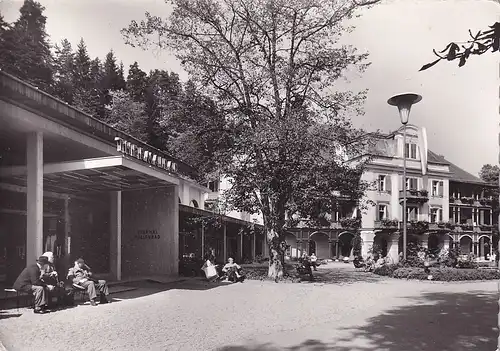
[115,137,177,173]
[134,229,161,240]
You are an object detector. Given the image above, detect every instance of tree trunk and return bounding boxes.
[267,230,286,282]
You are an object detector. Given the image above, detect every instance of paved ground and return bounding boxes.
[0,263,498,351]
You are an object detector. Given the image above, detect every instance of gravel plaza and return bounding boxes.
[0,264,497,351]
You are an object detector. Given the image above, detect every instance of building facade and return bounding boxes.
[0,71,247,285]
[359,125,496,263]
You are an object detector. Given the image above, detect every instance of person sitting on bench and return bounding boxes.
[222,257,244,282]
[41,251,74,307]
[68,258,110,306]
[13,256,55,314]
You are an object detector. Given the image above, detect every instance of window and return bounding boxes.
[405,143,418,159]
[406,177,418,190]
[431,180,443,197]
[378,204,388,221]
[378,175,391,192]
[430,208,442,223]
[208,180,219,192]
[405,206,419,221]
[451,207,460,223]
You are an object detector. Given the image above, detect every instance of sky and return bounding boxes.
[1,0,499,176]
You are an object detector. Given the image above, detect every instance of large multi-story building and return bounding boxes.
[359,124,496,263]
[203,124,497,263]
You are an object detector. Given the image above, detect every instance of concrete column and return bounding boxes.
[328,241,333,259]
[335,240,339,259]
[388,233,400,263]
[26,132,43,265]
[240,231,243,261]
[201,223,205,258]
[223,223,227,261]
[443,236,450,250]
[252,231,256,259]
[64,197,71,268]
[110,191,122,281]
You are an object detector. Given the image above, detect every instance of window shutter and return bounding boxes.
[386,176,392,193]
[438,181,443,197]
[399,176,403,191]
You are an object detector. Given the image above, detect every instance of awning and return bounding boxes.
[0,155,178,194]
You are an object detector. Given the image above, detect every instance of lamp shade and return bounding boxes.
[387,93,422,125]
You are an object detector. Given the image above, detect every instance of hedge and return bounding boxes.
[373,265,500,281]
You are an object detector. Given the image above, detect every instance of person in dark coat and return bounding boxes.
[13,256,55,314]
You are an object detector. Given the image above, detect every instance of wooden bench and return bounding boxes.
[4,288,34,312]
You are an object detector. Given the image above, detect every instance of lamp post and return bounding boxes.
[387,93,422,261]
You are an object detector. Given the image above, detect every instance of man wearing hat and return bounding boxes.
[68,258,110,306]
[13,256,55,314]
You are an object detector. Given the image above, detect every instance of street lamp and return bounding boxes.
[387,93,422,261]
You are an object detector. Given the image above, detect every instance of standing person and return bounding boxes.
[68,258,110,306]
[310,253,318,271]
[13,256,54,314]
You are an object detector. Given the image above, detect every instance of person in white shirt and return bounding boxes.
[222,257,244,282]
[310,253,318,271]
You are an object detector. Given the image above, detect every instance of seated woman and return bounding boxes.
[222,257,244,283]
[202,256,219,282]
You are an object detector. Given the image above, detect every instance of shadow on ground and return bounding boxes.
[1,279,228,311]
[218,339,331,351]
[219,291,498,351]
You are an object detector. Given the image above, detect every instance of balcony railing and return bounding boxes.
[399,189,429,203]
[374,219,399,230]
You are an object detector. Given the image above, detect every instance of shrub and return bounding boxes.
[399,242,427,268]
[372,264,399,276]
[379,267,500,281]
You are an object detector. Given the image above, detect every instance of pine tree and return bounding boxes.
[72,38,103,117]
[126,61,147,101]
[53,39,74,103]
[0,0,53,90]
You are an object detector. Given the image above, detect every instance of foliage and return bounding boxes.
[104,90,148,141]
[457,253,478,269]
[385,267,500,281]
[399,242,427,268]
[340,217,362,230]
[351,233,363,257]
[372,263,399,276]
[407,220,429,234]
[420,22,500,71]
[380,218,398,228]
[479,163,499,221]
[0,0,53,90]
[122,0,379,279]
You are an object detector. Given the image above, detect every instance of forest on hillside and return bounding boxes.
[0,0,228,181]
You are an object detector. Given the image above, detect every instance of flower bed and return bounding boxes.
[241,263,301,282]
[373,265,500,281]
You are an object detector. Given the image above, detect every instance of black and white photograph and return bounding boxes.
[0,0,499,350]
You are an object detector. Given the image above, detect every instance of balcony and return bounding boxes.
[399,220,429,234]
[449,196,485,206]
[399,189,429,204]
[428,222,450,232]
[339,217,361,230]
[374,219,399,231]
[206,192,220,201]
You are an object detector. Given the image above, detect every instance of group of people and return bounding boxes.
[13,252,110,314]
[202,250,245,283]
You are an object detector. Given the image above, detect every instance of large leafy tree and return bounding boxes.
[123,0,376,279]
[126,61,148,101]
[0,0,53,90]
[105,90,148,140]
